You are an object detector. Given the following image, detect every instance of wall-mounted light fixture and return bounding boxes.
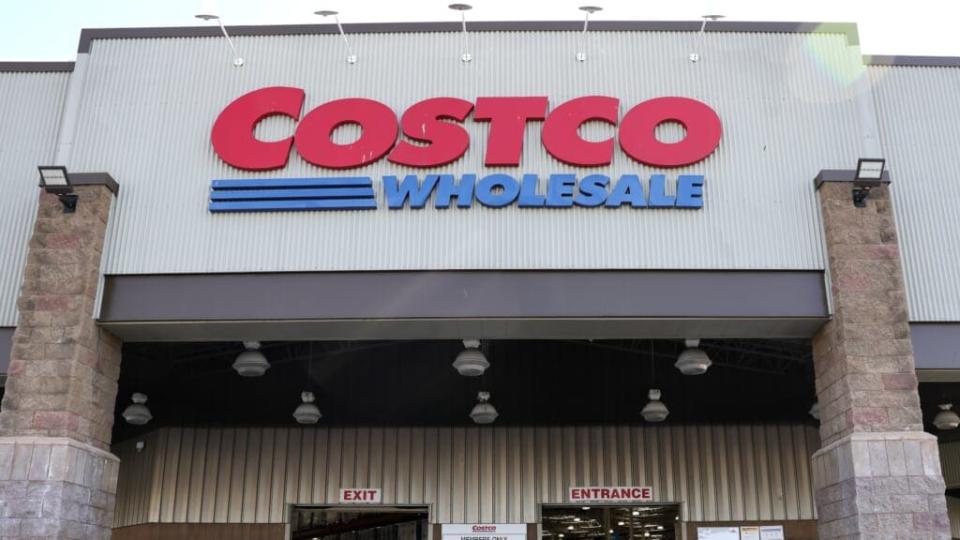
[576,6,603,62]
[195,13,244,67]
[315,10,357,64]
[37,166,78,213]
[449,4,473,63]
[689,14,724,63]
[853,158,886,207]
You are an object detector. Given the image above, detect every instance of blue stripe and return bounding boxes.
[209,199,378,212]
[212,177,372,190]
[210,187,376,201]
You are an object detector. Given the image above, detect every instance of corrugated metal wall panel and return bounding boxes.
[941,441,960,490]
[0,72,69,326]
[113,424,820,527]
[60,31,871,276]
[870,65,960,321]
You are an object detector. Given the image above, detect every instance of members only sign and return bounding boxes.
[568,486,654,503]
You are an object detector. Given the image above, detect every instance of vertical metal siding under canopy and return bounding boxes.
[0,72,69,326]
[870,65,960,321]
[61,31,873,275]
[112,425,819,528]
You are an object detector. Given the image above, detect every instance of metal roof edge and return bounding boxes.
[0,62,75,73]
[865,55,960,67]
[77,20,860,53]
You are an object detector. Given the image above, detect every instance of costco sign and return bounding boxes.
[207,87,722,212]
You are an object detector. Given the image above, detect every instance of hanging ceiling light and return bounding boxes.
[934,403,960,431]
[809,401,820,421]
[640,389,669,422]
[674,338,712,375]
[293,391,322,424]
[232,341,270,377]
[469,391,499,424]
[122,393,153,425]
[452,339,490,376]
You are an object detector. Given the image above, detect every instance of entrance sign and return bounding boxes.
[568,486,653,503]
[338,488,382,503]
[442,524,527,540]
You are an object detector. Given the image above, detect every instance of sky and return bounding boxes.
[0,0,958,61]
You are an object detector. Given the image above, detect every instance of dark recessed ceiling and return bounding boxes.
[113,339,818,442]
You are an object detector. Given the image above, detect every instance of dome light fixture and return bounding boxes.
[233,341,270,377]
[809,401,820,421]
[641,389,669,422]
[674,338,712,375]
[469,391,499,424]
[934,403,960,431]
[453,339,490,376]
[293,391,322,424]
[122,393,153,425]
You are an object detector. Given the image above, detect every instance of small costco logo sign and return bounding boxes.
[569,486,653,503]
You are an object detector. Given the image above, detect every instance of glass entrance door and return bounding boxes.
[542,505,680,540]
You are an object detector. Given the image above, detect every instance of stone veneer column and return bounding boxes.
[812,181,950,539]
[0,185,121,539]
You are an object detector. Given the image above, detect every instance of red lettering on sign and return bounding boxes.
[295,98,398,169]
[388,97,474,167]
[542,96,619,166]
[618,97,722,168]
[211,86,305,171]
[473,97,549,166]
[211,90,723,171]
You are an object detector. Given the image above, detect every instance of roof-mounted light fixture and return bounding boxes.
[122,393,153,425]
[853,158,886,207]
[449,4,473,63]
[453,339,490,376]
[195,13,244,67]
[37,166,78,213]
[689,14,724,63]
[470,391,499,424]
[232,341,270,377]
[576,6,603,62]
[315,10,357,64]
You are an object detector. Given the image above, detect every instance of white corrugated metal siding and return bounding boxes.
[870,65,960,321]
[112,424,820,527]
[61,31,872,275]
[0,72,69,326]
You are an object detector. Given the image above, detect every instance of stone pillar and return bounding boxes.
[0,185,121,539]
[812,180,950,539]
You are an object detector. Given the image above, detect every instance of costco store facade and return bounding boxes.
[0,19,960,540]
